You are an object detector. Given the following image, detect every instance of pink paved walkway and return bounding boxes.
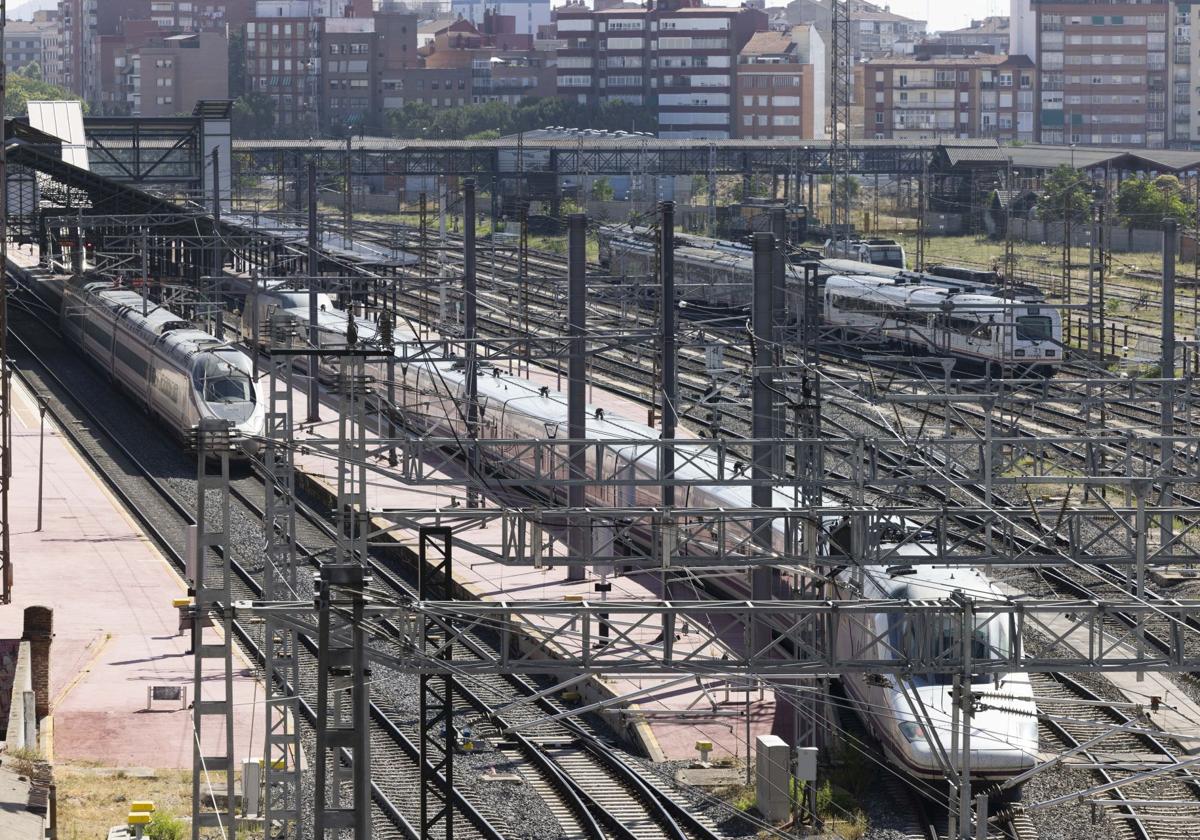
[0,364,263,769]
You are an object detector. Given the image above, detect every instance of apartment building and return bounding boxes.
[119,32,230,116]
[450,0,552,36]
[933,16,1012,54]
[553,0,767,139]
[244,13,323,133]
[784,0,925,61]
[5,14,60,76]
[863,53,1036,142]
[56,0,243,107]
[1175,1,1195,147]
[1011,0,1172,148]
[734,25,826,140]
[247,2,423,133]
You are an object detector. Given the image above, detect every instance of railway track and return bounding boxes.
[1031,672,1200,840]
[4,267,736,840]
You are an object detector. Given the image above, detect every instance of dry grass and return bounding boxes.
[54,763,193,840]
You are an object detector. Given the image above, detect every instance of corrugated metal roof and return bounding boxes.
[1005,145,1200,173]
[942,145,1008,165]
[27,101,88,171]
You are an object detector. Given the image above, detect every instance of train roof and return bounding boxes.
[825,274,1022,310]
[862,564,1001,601]
[70,279,253,372]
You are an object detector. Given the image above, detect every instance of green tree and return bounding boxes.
[232,92,277,138]
[17,61,42,81]
[1116,174,1192,227]
[228,30,246,99]
[5,73,84,116]
[823,174,860,208]
[1036,165,1091,223]
[590,177,615,201]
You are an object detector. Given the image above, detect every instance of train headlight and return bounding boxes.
[898,721,928,744]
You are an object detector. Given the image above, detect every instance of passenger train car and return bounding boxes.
[235,286,1040,788]
[824,273,1061,375]
[823,238,907,268]
[599,225,1062,374]
[61,275,265,453]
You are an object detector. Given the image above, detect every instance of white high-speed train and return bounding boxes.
[824,273,1062,376]
[62,275,266,454]
[235,282,1039,787]
[835,565,1038,784]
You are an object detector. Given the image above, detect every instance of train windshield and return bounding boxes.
[272,291,336,312]
[204,375,251,403]
[892,615,1010,686]
[1016,315,1053,342]
[869,247,905,268]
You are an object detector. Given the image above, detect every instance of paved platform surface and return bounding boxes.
[0,368,263,769]
[288,358,781,764]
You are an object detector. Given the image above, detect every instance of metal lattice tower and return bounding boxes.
[314,354,372,839]
[314,563,371,839]
[829,0,852,243]
[419,526,456,840]
[190,418,238,840]
[336,355,369,565]
[263,337,302,838]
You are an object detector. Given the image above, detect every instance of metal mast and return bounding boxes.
[829,0,852,247]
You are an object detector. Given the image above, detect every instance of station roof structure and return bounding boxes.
[1002,144,1200,175]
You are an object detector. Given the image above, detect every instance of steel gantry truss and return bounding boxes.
[190,419,238,840]
[262,340,303,838]
[63,176,1197,840]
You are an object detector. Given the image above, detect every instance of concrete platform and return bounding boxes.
[0,369,263,769]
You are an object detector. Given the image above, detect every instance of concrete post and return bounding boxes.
[307,161,320,423]
[567,214,588,581]
[464,179,479,509]
[750,233,776,652]
[1162,219,1177,554]
[660,201,676,511]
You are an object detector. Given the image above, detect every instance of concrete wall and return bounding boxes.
[0,640,21,741]
[1007,218,1167,254]
[21,608,51,723]
[4,642,33,749]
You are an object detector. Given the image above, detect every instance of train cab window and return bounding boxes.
[1016,315,1053,342]
[204,376,251,402]
[905,616,1010,685]
[869,247,905,267]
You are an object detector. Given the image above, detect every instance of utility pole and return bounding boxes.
[660,201,676,512]
[829,0,851,249]
[141,228,150,318]
[463,179,479,509]
[307,161,320,422]
[344,135,353,249]
[212,148,224,339]
[750,233,776,653]
[567,214,588,581]
[1161,218,1177,556]
[419,191,428,338]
